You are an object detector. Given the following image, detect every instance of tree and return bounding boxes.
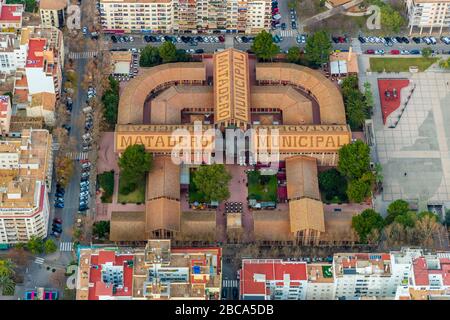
[352,209,384,243]
[55,156,74,188]
[44,239,57,254]
[318,168,347,201]
[0,259,15,278]
[251,30,280,61]
[382,221,406,247]
[158,42,178,63]
[304,30,332,67]
[414,215,440,248]
[93,221,110,239]
[102,76,120,125]
[438,57,450,69]
[422,47,432,58]
[118,144,153,193]
[346,176,371,202]
[346,92,367,129]
[394,211,417,228]
[287,47,301,64]
[337,140,371,181]
[192,164,232,202]
[0,275,15,295]
[139,46,161,67]
[380,5,405,33]
[26,236,44,254]
[363,81,374,110]
[385,199,409,225]
[418,211,438,222]
[6,0,36,13]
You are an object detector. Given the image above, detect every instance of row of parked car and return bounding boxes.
[365,49,426,55]
[358,35,450,45]
[235,36,255,43]
[110,35,135,43]
[143,35,225,44]
[79,160,92,212]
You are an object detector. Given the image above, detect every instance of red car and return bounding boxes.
[218,35,225,42]
[390,49,400,55]
[272,8,279,14]
[338,36,345,43]
[53,217,62,224]
[365,49,375,54]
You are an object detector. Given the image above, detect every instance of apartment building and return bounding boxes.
[0,129,53,244]
[39,0,68,28]
[0,95,11,135]
[405,0,450,35]
[76,240,222,300]
[0,33,27,74]
[100,0,173,33]
[240,259,309,300]
[99,0,271,34]
[0,0,23,30]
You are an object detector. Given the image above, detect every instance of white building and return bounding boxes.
[39,0,68,28]
[306,263,335,300]
[0,33,27,74]
[0,129,53,244]
[406,0,450,35]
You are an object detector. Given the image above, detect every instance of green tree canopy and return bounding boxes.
[118,144,153,193]
[139,46,162,67]
[192,164,232,202]
[385,199,410,225]
[394,211,417,228]
[304,30,332,67]
[422,47,433,58]
[0,275,15,295]
[102,77,120,125]
[418,211,438,222]
[93,221,111,239]
[287,47,301,64]
[346,91,368,129]
[158,42,178,63]
[6,0,36,12]
[0,259,15,277]
[26,236,44,254]
[251,30,280,61]
[380,6,405,33]
[352,209,384,243]
[44,239,57,254]
[346,175,372,203]
[337,140,371,181]
[318,168,347,201]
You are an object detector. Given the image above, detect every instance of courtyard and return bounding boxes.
[359,62,450,213]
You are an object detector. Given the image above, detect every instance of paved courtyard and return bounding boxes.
[360,65,450,211]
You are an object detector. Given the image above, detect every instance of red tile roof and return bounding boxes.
[26,39,46,68]
[240,260,307,296]
[88,251,134,300]
[0,4,22,22]
[413,257,450,287]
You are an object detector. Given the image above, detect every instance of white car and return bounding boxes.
[375,49,385,55]
[400,50,409,55]
[235,36,242,43]
[129,36,134,42]
[203,37,209,43]
[80,191,89,197]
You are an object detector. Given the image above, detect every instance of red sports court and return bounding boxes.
[377,79,410,124]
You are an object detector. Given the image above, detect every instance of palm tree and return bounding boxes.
[0,275,15,295]
[0,259,16,277]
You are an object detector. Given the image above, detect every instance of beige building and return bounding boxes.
[27,92,57,126]
[39,0,68,28]
[406,0,450,35]
[99,0,271,34]
[0,129,53,244]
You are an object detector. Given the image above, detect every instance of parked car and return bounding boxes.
[53,218,62,224]
[365,49,375,54]
[54,202,64,208]
[79,205,89,212]
[410,49,421,55]
[358,36,366,43]
[390,49,400,55]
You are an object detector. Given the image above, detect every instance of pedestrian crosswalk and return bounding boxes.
[68,51,98,59]
[223,279,239,288]
[34,257,45,265]
[59,242,73,252]
[66,152,89,160]
[276,29,299,37]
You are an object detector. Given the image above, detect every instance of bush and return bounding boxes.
[98,171,114,203]
[102,77,120,125]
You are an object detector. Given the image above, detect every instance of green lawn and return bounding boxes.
[117,175,145,204]
[247,171,278,202]
[189,170,207,203]
[370,57,438,72]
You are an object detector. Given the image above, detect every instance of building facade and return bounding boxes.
[0,33,27,74]
[99,0,271,33]
[406,0,450,35]
[0,129,53,244]
[0,95,11,135]
[39,0,68,28]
